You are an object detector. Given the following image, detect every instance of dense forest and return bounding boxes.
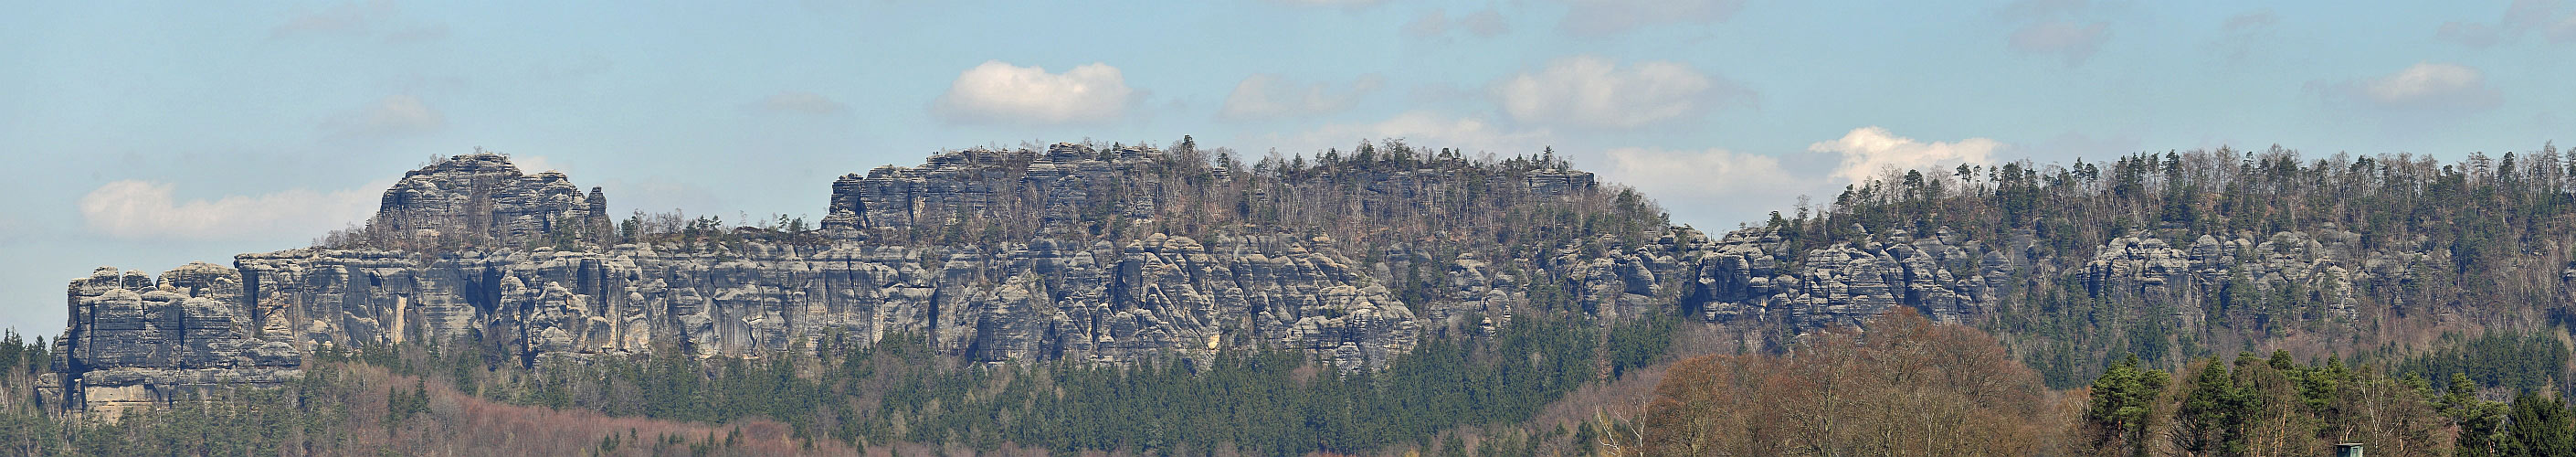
[15,141,2576,455]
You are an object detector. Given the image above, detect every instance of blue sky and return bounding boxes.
[2,0,2570,335]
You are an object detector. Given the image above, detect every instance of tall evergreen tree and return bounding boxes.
[2500,393,2574,457]
[2171,358,2249,456]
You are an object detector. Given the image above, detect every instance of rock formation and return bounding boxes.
[43,146,2449,416]
[42,264,301,420]
[368,153,610,248]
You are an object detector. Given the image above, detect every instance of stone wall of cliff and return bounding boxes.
[44,145,2466,414]
[42,264,301,420]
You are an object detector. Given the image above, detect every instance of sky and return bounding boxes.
[1,0,2571,335]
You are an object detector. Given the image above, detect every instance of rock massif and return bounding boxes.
[365,152,612,248]
[43,145,2434,415]
[44,264,301,420]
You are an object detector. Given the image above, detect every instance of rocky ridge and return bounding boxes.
[45,146,2443,415]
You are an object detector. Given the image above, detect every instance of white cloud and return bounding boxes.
[932,60,1135,125]
[1600,147,1794,198]
[2008,20,2111,64]
[1557,0,1744,36]
[753,90,850,115]
[322,94,444,138]
[2318,62,2503,112]
[514,155,568,174]
[2362,63,2487,104]
[1493,56,1745,129]
[1283,111,1551,156]
[1808,127,2003,185]
[79,179,388,241]
[1219,74,1383,121]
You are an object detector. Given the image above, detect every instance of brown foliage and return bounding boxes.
[1641,308,2061,456]
[331,363,853,457]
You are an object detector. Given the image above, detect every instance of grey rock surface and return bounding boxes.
[45,264,301,420]
[370,153,610,247]
[47,147,2437,417]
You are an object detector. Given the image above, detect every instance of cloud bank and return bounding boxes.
[1285,111,1551,156]
[79,180,386,241]
[2314,62,2503,113]
[934,60,1135,125]
[1494,56,1747,129]
[1809,127,2003,185]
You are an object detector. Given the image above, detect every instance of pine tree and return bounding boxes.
[2085,355,2168,456]
[2170,358,2248,455]
[2500,393,2574,457]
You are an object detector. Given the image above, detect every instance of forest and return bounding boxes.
[1779,143,2576,393]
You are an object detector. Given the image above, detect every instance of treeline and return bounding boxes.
[0,331,49,413]
[0,352,839,456]
[337,311,1662,455]
[1807,143,2576,265]
[2085,353,2456,456]
[1626,308,2576,457]
[2393,330,2571,396]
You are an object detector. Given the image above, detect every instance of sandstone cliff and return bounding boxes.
[43,264,300,420]
[46,145,2469,414]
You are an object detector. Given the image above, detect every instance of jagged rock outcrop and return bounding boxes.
[2076,228,2398,324]
[819,143,1598,237]
[824,144,1170,234]
[42,264,301,420]
[1673,227,2029,329]
[229,233,1419,371]
[371,153,610,247]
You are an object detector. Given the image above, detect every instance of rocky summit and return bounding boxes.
[39,144,2449,417]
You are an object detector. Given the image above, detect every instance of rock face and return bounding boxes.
[824,144,1170,234]
[371,153,611,247]
[43,264,301,420]
[229,234,1419,370]
[2075,230,2391,324]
